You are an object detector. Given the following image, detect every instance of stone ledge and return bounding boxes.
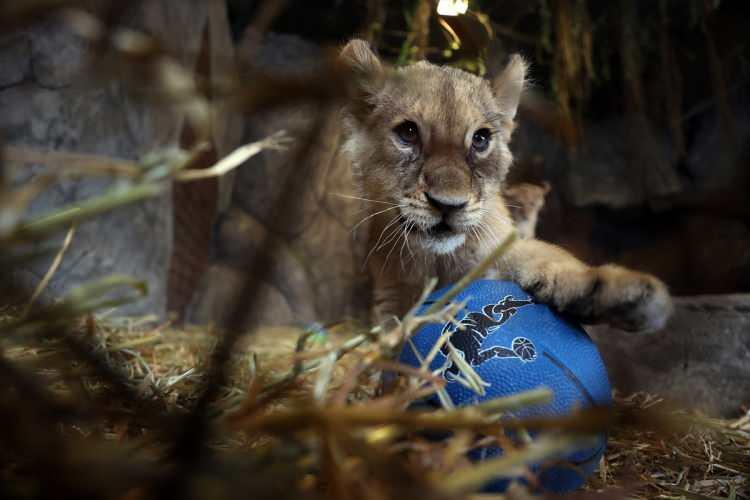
[589,294,750,417]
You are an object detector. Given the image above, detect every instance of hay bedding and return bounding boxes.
[2,310,747,500]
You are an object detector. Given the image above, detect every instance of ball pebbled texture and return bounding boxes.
[399,280,612,493]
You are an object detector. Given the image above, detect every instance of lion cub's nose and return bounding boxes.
[425,192,468,215]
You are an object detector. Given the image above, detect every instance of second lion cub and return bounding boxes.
[339,40,672,332]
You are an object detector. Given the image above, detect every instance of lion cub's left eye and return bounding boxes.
[471,129,491,152]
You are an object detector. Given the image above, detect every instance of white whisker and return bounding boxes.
[351,204,403,234]
[470,225,481,244]
[480,207,515,226]
[375,216,408,252]
[362,214,401,270]
[380,219,406,277]
[330,192,399,205]
[480,220,503,250]
[399,221,415,272]
[405,221,416,261]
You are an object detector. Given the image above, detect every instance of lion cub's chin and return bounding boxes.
[421,232,466,255]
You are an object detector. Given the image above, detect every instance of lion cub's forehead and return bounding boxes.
[378,62,498,132]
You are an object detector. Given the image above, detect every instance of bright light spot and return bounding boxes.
[437,0,469,16]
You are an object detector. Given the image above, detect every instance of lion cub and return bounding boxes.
[503,182,550,239]
[340,40,672,332]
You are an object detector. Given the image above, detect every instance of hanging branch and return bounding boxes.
[550,0,592,147]
[414,0,432,60]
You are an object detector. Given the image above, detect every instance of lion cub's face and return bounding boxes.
[340,40,527,256]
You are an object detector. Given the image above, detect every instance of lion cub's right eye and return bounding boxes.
[393,121,420,145]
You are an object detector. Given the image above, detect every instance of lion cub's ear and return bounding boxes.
[340,39,383,76]
[492,54,528,120]
[340,39,385,121]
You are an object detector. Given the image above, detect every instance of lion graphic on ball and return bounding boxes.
[440,295,536,380]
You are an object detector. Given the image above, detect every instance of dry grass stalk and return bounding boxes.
[23,225,76,313]
[4,146,143,177]
[174,131,292,182]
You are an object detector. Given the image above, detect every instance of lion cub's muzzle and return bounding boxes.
[421,162,473,230]
[399,164,479,254]
[423,191,468,234]
[425,192,468,215]
[404,188,473,254]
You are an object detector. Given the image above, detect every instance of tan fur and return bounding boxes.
[503,182,550,239]
[340,40,672,332]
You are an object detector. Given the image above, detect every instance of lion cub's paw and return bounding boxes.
[522,263,673,332]
[589,265,673,331]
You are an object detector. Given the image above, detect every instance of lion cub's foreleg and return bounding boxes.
[500,238,672,332]
[367,250,423,325]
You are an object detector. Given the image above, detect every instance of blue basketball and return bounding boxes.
[399,280,612,494]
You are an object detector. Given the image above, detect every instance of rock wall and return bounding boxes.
[1,0,239,317]
[590,295,750,416]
